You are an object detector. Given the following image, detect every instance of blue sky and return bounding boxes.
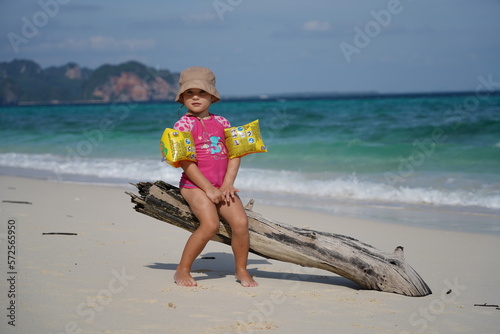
[1,0,499,96]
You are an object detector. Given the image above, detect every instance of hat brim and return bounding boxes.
[175,79,221,103]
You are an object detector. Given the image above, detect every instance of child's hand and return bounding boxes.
[220,184,240,203]
[205,187,224,204]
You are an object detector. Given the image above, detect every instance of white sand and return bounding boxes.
[0,175,499,333]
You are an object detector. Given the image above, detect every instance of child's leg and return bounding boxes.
[174,187,220,287]
[218,196,258,287]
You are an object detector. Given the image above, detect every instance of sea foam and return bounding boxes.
[1,153,499,211]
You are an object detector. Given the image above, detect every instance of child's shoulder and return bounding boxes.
[212,114,231,128]
[174,115,196,131]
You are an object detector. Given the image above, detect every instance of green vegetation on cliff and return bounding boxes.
[0,59,179,105]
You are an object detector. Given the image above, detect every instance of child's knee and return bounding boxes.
[198,222,219,237]
[230,218,249,235]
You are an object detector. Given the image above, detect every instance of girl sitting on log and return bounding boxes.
[171,67,258,287]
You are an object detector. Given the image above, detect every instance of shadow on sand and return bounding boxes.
[145,251,360,290]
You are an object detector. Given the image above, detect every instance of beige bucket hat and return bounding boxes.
[175,66,221,103]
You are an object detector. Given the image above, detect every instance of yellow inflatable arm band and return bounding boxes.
[159,128,197,168]
[160,120,267,168]
[224,119,268,159]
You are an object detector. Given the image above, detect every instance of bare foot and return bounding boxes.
[235,269,258,287]
[174,269,197,287]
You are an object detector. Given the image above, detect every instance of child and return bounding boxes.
[172,66,258,288]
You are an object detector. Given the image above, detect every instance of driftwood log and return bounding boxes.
[127,181,432,297]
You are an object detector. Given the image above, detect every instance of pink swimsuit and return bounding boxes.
[173,114,231,189]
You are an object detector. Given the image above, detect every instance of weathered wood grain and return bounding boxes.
[127,180,432,297]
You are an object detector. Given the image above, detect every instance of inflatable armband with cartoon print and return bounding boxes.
[224,120,268,159]
[160,128,197,168]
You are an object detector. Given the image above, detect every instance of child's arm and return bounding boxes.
[220,157,241,202]
[179,160,224,204]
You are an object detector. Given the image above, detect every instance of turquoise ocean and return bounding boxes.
[1,94,500,234]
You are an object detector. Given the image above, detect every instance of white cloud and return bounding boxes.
[302,20,331,32]
[182,12,218,25]
[38,36,156,52]
[52,38,88,50]
[89,36,155,51]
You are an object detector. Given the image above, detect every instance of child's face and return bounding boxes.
[182,89,213,115]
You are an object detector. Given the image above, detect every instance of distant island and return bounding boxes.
[0,59,180,106]
[1,59,495,106]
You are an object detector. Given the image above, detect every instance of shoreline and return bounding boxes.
[2,166,499,236]
[0,175,499,333]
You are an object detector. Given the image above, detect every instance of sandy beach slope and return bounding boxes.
[0,175,499,333]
